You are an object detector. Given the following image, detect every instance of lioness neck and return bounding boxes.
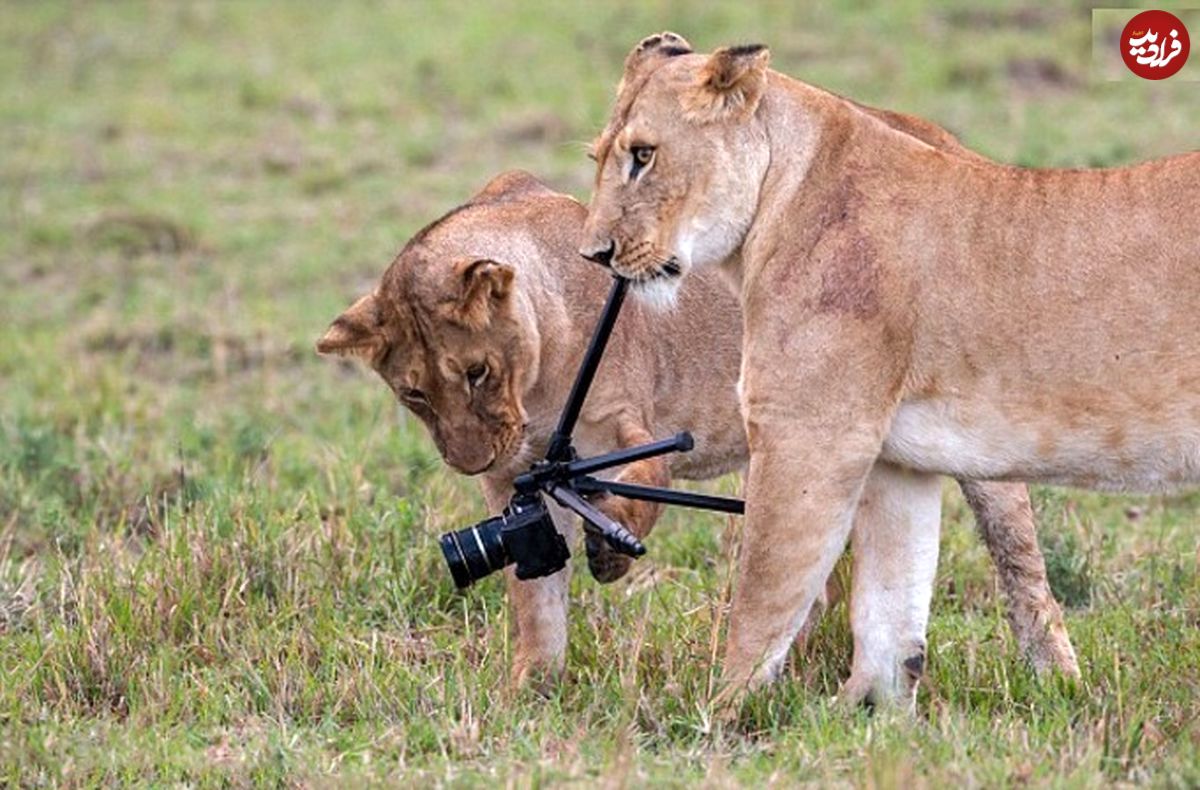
[512,257,580,418]
[505,211,620,458]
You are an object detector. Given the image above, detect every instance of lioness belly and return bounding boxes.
[882,397,1200,492]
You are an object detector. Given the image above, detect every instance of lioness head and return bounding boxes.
[580,33,772,303]
[317,174,557,475]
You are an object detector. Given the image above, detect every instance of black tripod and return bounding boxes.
[518,275,745,548]
[440,277,744,589]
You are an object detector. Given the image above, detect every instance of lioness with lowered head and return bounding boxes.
[318,169,1077,690]
[580,32,1199,708]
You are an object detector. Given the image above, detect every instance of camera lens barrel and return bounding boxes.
[440,493,571,589]
[439,515,508,589]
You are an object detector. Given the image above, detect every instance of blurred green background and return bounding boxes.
[1,2,1198,786]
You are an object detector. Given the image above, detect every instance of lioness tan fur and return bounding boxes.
[318,169,1077,689]
[581,32,1199,707]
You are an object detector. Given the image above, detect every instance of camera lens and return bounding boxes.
[439,516,508,589]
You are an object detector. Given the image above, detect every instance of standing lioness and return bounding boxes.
[581,33,1199,707]
[318,170,1077,689]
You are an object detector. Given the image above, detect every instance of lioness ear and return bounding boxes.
[317,292,386,361]
[685,44,770,123]
[449,258,514,330]
[619,31,693,92]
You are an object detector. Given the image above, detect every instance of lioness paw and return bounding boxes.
[510,657,563,698]
[585,493,659,583]
[585,529,634,584]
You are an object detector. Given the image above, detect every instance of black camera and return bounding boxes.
[439,493,571,588]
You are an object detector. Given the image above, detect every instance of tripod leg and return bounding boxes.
[545,485,645,557]
[587,423,669,583]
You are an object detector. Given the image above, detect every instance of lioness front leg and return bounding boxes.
[587,421,668,583]
[719,415,885,702]
[959,480,1080,677]
[841,461,941,710]
[481,476,576,691]
[718,303,907,707]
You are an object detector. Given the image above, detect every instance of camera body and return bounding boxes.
[439,492,571,588]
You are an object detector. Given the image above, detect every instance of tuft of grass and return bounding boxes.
[2,1,1199,785]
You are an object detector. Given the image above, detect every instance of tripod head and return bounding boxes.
[439,277,744,588]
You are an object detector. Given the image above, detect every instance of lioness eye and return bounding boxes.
[466,363,488,388]
[629,145,655,178]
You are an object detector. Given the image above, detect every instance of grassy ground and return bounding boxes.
[2,1,1199,786]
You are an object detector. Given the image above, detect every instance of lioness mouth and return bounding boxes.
[635,258,681,281]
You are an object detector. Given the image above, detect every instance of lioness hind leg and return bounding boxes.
[958,480,1080,677]
[840,462,941,711]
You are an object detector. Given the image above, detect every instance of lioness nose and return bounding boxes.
[580,240,615,268]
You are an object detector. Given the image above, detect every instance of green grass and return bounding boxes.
[2,1,1199,785]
